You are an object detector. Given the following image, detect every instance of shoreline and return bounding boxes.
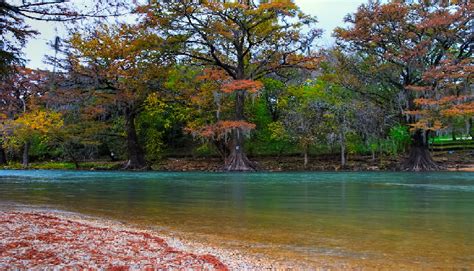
[1,201,472,270]
[0,206,306,270]
[2,165,474,173]
[0,205,409,270]
[2,150,472,172]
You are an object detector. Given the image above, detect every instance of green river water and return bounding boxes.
[0,170,473,268]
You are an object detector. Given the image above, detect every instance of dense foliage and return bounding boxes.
[0,0,472,171]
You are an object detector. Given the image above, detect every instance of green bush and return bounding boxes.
[388,125,410,155]
[193,143,214,157]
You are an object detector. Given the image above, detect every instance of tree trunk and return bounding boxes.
[64,145,80,169]
[402,129,443,171]
[340,132,346,168]
[469,118,473,140]
[123,112,147,170]
[224,128,257,171]
[213,139,229,162]
[341,144,346,168]
[224,90,257,171]
[0,143,7,165]
[303,145,308,169]
[69,152,80,170]
[22,141,30,167]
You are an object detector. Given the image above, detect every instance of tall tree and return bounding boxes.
[41,72,116,169]
[185,67,261,165]
[281,91,331,168]
[66,23,170,169]
[334,1,473,171]
[321,50,398,162]
[0,67,49,165]
[140,0,321,171]
[409,57,473,142]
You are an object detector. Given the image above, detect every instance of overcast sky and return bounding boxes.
[22,0,365,70]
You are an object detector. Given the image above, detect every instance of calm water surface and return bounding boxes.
[0,170,473,267]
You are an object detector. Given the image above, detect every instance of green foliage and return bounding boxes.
[346,133,366,155]
[78,162,122,170]
[268,122,289,142]
[143,129,164,162]
[246,96,293,156]
[193,143,214,157]
[2,161,123,170]
[388,125,411,155]
[31,162,77,170]
[2,1,468,170]
[28,135,58,161]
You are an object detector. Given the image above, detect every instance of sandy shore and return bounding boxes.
[447,164,474,172]
[0,211,229,270]
[2,205,471,270]
[0,207,306,270]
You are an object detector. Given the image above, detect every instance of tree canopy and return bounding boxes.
[0,0,472,171]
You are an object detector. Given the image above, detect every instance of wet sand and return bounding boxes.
[448,164,474,172]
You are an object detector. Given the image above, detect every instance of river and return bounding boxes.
[0,170,473,268]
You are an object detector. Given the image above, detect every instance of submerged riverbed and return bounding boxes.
[0,170,473,268]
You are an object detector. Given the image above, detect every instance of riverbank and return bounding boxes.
[3,150,473,172]
[0,211,226,270]
[155,150,474,172]
[0,208,294,270]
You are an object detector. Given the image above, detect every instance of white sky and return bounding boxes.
[22,0,365,70]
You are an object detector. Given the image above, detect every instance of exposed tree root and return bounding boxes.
[122,160,150,170]
[401,146,445,171]
[224,151,258,171]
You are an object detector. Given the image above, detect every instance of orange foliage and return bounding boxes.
[198,69,263,94]
[221,80,263,94]
[403,110,426,116]
[0,211,228,270]
[442,102,474,117]
[405,85,431,92]
[409,119,445,131]
[186,120,256,141]
[419,14,454,29]
[197,68,230,82]
[409,119,443,132]
[414,95,472,106]
[286,54,321,70]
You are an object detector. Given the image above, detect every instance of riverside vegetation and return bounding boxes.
[0,0,472,172]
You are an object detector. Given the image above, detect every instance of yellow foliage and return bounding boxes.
[2,110,64,149]
[15,110,63,133]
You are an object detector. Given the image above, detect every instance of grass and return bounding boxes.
[1,161,123,170]
[31,162,77,170]
[430,135,474,151]
[431,135,473,143]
